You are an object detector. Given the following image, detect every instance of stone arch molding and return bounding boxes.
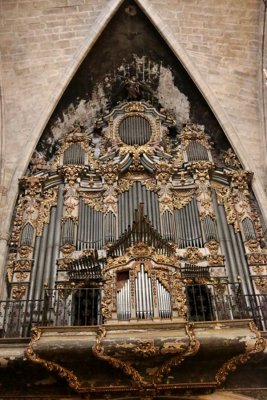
[5,0,267,225]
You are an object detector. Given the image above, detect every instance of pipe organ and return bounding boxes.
[5,100,267,326]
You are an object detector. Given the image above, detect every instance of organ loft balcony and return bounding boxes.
[0,208,266,399]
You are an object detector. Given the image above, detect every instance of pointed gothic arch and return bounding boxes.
[3,0,266,247]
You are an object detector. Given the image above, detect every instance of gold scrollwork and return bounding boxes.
[92,327,149,388]
[153,323,200,383]
[12,285,27,300]
[215,321,266,386]
[102,271,113,320]
[223,148,241,169]
[155,161,173,184]
[81,192,104,212]
[125,102,145,113]
[181,247,204,264]
[14,259,32,271]
[247,252,267,265]
[189,161,214,182]
[20,176,45,196]
[254,277,267,294]
[205,240,219,254]
[180,124,211,151]
[18,245,33,259]
[60,243,76,258]
[15,272,28,282]
[61,165,85,186]
[172,189,195,210]
[132,342,160,358]
[25,327,82,391]
[207,254,224,266]
[100,163,119,185]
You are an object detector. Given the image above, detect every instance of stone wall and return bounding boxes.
[0,0,267,293]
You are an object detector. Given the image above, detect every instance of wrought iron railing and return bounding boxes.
[0,286,266,338]
[185,284,267,331]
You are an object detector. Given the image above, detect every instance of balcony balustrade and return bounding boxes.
[0,285,266,338]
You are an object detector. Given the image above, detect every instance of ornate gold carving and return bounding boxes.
[223,148,241,169]
[247,252,267,265]
[36,188,58,236]
[128,243,154,258]
[25,327,82,391]
[125,102,145,113]
[182,247,204,264]
[133,342,160,358]
[102,271,113,320]
[254,277,267,294]
[12,285,26,300]
[172,189,195,209]
[172,271,187,318]
[118,172,156,193]
[189,161,214,182]
[92,327,148,388]
[14,259,32,272]
[61,165,84,186]
[153,323,200,383]
[81,192,104,212]
[57,258,73,270]
[20,176,44,196]
[215,321,266,386]
[18,245,33,259]
[60,243,76,258]
[6,253,16,283]
[180,124,211,150]
[252,265,265,274]
[15,272,28,282]
[100,163,119,185]
[205,240,219,254]
[155,161,173,184]
[207,254,224,266]
[246,239,260,253]
[225,170,252,193]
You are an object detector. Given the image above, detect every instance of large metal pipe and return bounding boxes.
[34,224,49,300]
[28,236,41,300]
[42,207,56,291]
[218,204,238,283]
[230,227,253,294]
[211,191,233,282]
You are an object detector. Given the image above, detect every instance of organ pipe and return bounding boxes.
[77,200,104,250]
[118,182,160,236]
[174,197,203,248]
[20,223,34,247]
[186,141,209,161]
[42,207,56,291]
[34,223,49,300]
[212,190,234,283]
